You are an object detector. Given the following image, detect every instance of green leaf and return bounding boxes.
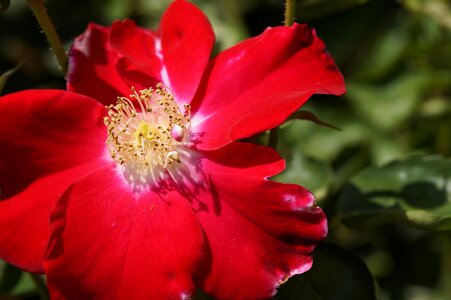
[275,243,379,300]
[10,273,37,296]
[403,0,451,31]
[288,110,341,131]
[275,152,332,201]
[368,131,407,165]
[280,105,371,162]
[0,261,41,297]
[337,156,451,231]
[351,21,410,81]
[346,72,429,130]
[0,262,22,293]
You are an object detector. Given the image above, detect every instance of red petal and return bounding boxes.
[196,143,327,299]
[44,165,204,299]
[159,0,214,105]
[0,90,106,272]
[0,90,106,198]
[115,57,160,92]
[0,163,102,273]
[191,24,345,150]
[67,23,130,105]
[110,20,162,90]
[110,20,161,76]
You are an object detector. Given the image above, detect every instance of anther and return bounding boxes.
[104,85,190,175]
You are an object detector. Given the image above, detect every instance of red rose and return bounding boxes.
[0,0,344,299]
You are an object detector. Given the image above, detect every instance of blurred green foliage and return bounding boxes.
[338,156,451,231]
[0,0,450,299]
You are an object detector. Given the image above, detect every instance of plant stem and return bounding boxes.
[268,0,296,149]
[27,0,67,74]
[284,0,296,26]
[29,273,49,300]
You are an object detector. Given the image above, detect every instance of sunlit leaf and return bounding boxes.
[275,243,379,300]
[403,0,451,30]
[337,156,451,231]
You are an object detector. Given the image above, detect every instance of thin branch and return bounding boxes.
[27,0,68,74]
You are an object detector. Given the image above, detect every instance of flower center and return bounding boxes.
[104,84,190,185]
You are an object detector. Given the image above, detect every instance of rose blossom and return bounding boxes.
[0,0,345,299]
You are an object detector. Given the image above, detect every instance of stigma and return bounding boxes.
[104,84,191,186]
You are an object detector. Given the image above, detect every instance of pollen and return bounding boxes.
[104,84,190,182]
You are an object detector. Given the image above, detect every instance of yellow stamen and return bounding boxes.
[104,84,190,173]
